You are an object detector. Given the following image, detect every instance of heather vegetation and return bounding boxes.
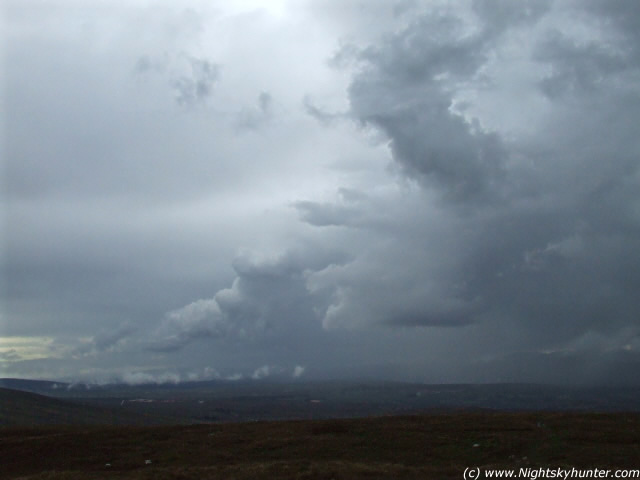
[2,412,638,479]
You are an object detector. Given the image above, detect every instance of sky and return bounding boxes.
[2,0,640,385]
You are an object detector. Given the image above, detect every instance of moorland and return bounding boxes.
[1,380,639,479]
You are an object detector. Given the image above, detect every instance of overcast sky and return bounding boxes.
[3,0,640,385]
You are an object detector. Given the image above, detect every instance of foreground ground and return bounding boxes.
[1,412,638,479]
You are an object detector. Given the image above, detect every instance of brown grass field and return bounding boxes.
[1,412,639,479]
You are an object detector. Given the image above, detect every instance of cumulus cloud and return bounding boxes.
[251,364,272,380]
[296,0,640,356]
[303,95,347,126]
[68,323,137,358]
[342,9,511,203]
[172,57,220,106]
[136,53,220,107]
[235,91,275,130]
[154,0,640,377]
[148,299,228,352]
[149,248,348,351]
[5,1,640,385]
[91,323,136,352]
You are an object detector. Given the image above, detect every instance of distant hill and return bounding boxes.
[0,388,184,426]
[3,379,640,426]
[0,378,70,393]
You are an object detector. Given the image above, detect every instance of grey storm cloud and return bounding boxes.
[344,17,510,202]
[172,57,220,106]
[148,299,228,353]
[235,92,275,131]
[4,0,640,385]
[149,248,349,352]
[68,322,137,358]
[91,323,137,352]
[302,96,347,126]
[534,30,630,99]
[135,53,220,106]
[294,0,640,352]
